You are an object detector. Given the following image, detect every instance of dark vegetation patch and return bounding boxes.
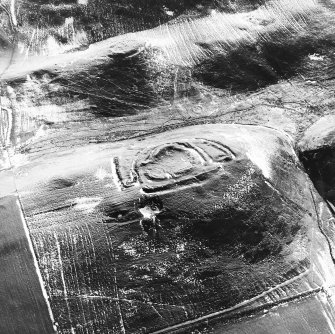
[299,147,335,205]
[187,204,301,263]
[194,23,335,92]
[156,183,303,264]
[48,177,76,189]
[57,51,161,117]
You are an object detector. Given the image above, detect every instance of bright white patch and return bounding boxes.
[95,167,109,180]
[309,53,325,61]
[210,9,219,16]
[176,242,186,253]
[78,0,87,4]
[10,0,17,26]
[7,86,15,99]
[243,132,272,179]
[23,125,49,148]
[244,127,296,180]
[73,197,102,213]
[18,42,25,54]
[64,17,74,26]
[34,125,48,139]
[10,153,29,168]
[121,243,138,257]
[0,150,11,170]
[163,5,174,16]
[46,36,61,54]
[246,150,271,179]
[139,206,158,219]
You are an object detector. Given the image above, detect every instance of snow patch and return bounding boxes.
[95,167,110,180]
